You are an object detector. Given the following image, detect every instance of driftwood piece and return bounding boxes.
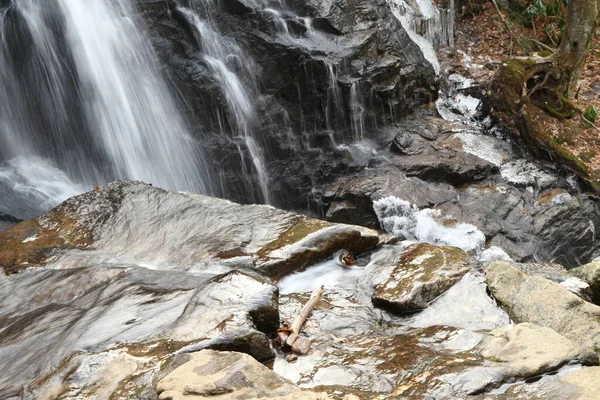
[285,285,324,348]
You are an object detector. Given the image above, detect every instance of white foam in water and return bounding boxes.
[278,256,364,294]
[0,156,85,219]
[478,246,513,263]
[373,196,485,252]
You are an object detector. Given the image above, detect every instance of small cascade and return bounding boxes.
[178,6,271,204]
[350,81,366,141]
[0,0,212,195]
[324,60,344,141]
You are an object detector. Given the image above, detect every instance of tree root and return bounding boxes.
[488,56,599,191]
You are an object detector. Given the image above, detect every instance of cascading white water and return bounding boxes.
[0,0,212,215]
[350,81,366,142]
[178,6,271,204]
[324,60,344,140]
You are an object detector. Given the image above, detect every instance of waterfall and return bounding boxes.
[350,81,366,142]
[177,6,271,204]
[0,0,212,214]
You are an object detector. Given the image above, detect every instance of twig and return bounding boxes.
[531,39,555,53]
[582,116,600,132]
[285,285,324,347]
[490,0,525,52]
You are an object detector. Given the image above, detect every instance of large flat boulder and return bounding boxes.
[479,323,595,377]
[0,180,379,278]
[157,350,354,400]
[466,366,600,399]
[372,243,471,313]
[485,261,600,355]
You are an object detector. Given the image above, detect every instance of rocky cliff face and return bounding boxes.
[135,0,437,208]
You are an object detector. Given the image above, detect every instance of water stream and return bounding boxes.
[177,5,271,203]
[0,0,212,207]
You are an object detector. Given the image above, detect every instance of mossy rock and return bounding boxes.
[371,243,472,314]
[257,217,380,280]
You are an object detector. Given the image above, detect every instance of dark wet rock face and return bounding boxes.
[322,113,600,267]
[0,212,20,231]
[135,0,437,209]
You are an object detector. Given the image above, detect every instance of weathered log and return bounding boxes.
[285,285,325,348]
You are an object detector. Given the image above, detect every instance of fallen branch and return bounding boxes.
[285,285,324,348]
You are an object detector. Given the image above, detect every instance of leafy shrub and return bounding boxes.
[584,105,599,124]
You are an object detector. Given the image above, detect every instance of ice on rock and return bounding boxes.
[387,0,441,74]
[373,196,486,253]
[479,246,513,263]
[500,160,556,187]
[454,132,512,167]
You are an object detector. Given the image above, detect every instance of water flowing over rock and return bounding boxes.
[0,0,212,194]
[136,0,438,207]
[0,181,383,397]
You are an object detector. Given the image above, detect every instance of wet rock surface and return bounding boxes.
[272,242,600,399]
[136,0,437,209]
[0,181,385,397]
[372,243,472,313]
[323,111,600,268]
[1,266,278,396]
[2,194,598,399]
[0,180,379,277]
